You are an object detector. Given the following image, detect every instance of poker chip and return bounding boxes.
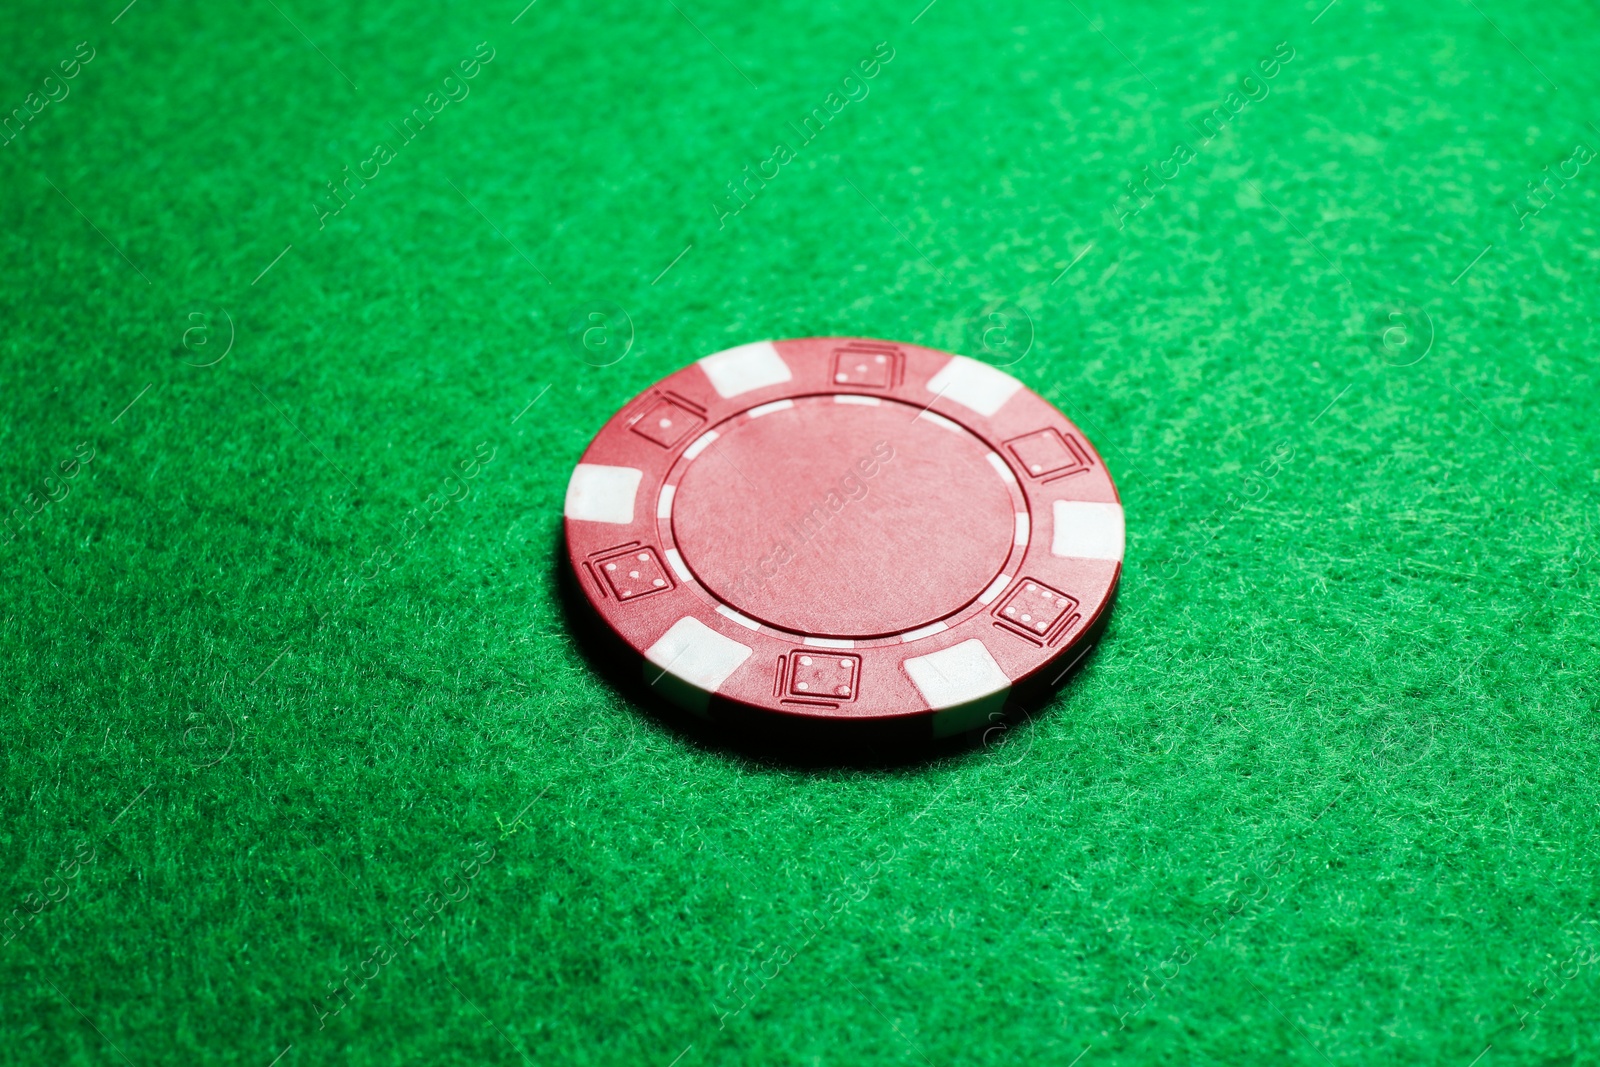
[563,338,1123,738]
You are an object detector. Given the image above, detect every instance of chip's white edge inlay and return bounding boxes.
[925,355,1024,417]
[1050,500,1126,561]
[900,621,949,643]
[919,411,963,434]
[656,484,675,520]
[834,394,881,406]
[684,430,719,460]
[664,548,693,583]
[985,452,1018,484]
[564,464,643,525]
[803,637,856,648]
[697,341,792,398]
[645,616,753,693]
[715,605,762,630]
[979,573,1013,604]
[903,639,1011,710]
[1014,512,1031,547]
[747,399,794,418]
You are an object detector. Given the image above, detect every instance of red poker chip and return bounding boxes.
[563,338,1123,738]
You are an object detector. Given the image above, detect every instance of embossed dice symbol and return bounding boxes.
[597,546,672,601]
[831,345,899,389]
[994,579,1079,642]
[1004,428,1091,480]
[789,652,860,700]
[628,394,704,450]
[837,354,885,384]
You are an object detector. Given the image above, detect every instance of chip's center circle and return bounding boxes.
[670,396,1017,638]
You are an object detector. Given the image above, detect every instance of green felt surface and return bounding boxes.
[2,0,1598,1063]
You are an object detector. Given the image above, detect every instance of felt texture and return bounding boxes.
[2,0,1598,1063]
